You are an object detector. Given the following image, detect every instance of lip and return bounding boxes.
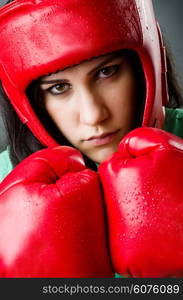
[85,130,120,146]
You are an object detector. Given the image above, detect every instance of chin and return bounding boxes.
[88,144,119,164]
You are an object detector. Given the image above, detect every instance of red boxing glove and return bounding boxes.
[0,146,113,277]
[99,127,183,278]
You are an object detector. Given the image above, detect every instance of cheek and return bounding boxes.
[110,81,136,131]
[44,98,58,118]
[110,80,136,113]
[119,76,136,99]
[45,100,78,140]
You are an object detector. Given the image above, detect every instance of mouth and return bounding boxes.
[85,129,120,146]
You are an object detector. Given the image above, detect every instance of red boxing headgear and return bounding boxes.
[0,0,168,147]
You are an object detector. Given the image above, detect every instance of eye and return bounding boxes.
[97,65,120,79]
[47,83,71,95]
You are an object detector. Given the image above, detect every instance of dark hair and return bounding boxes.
[2,0,13,4]
[0,0,183,168]
[165,41,183,109]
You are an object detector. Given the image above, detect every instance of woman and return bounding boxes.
[0,0,183,170]
[0,0,183,278]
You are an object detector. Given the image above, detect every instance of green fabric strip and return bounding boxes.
[163,107,183,138]
[0,146,13,182]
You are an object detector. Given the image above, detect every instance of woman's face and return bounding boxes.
[40,53,137,163]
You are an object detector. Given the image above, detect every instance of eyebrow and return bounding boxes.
[39,53,122,85]
[87,53,122,75]
[39,78,69,85]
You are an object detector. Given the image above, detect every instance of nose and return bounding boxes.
[78,87,109,126]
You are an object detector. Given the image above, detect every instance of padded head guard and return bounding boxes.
[0,0,168,147]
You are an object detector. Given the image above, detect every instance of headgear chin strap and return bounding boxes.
[0,0,168,147]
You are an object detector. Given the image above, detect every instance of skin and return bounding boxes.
[39,53,137,163]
